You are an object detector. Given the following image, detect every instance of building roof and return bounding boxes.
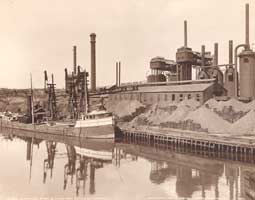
[135,82,215,93]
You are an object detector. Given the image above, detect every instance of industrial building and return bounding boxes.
[106,4,255,105]
[109,79,226,104]
[62,3,255,111]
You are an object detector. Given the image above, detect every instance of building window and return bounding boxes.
[172,94,175,101]
[164,94,168,101]
[188,94,191,99]
[196,94,200,102]
[179,93,183,101]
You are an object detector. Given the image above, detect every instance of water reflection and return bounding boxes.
[0,132,255,200]
[43,141,57,183]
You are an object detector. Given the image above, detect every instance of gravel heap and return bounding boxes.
[184,106,232,133]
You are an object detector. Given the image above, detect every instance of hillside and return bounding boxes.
[0,88,69,117]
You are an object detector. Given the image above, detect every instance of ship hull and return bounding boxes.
[0,119,116,139]
[71,124,115,139]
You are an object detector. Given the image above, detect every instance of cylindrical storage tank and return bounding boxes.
[239,50,255,98]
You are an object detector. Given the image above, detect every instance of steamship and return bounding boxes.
[1,107,116,139]
[71,108,115,139]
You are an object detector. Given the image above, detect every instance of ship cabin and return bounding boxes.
[82,110,112,120]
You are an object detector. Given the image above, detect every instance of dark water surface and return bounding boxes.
[0,131,254,200]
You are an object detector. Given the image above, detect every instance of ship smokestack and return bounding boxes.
[90,33,96,91]
[184,20,187,47]
[73,46,77,74]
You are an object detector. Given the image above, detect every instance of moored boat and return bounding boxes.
[72,109,115,139]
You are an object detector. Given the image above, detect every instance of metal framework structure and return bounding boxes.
[65,66,89,119]
[44,71,57,121]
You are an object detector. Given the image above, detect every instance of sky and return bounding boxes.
[0,0,254,89]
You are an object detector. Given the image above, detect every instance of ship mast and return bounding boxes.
[84,69,89,114]
[30,73,34,125]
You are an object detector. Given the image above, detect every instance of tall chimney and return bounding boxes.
[90,33,96,91]
[213,43,218,66]
[118,61,121,86]
[184,20,188,47]
[201,45,205,66]
[245,3,250,50]
[229,40,233,65]
[73,46,77,74]
[116,62,119,86]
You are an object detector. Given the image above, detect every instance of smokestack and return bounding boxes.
[229,40,233,65]
[118,61,121,86]
[116,62,119,86]
[214,43,218,66]
[90,33,96,91]
[65,68,68,92]
[201,45,205,66]
[245,3,250,50]
[184,20,187,47]
[73,46,77,74]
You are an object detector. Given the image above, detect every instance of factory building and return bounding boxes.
[109,79,226,105]
[87,4,255,108]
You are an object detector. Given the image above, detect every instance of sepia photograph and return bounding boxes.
[0,0,255,199]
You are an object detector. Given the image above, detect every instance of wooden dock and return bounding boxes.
[119,126,255,162]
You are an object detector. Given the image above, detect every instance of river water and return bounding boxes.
[0,131,254,200]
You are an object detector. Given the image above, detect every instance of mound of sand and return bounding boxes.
[230,110,255,134]
[130,99,200,125]
[118,98,255,135]
[184,106,232,133]
[205,98,251,112]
